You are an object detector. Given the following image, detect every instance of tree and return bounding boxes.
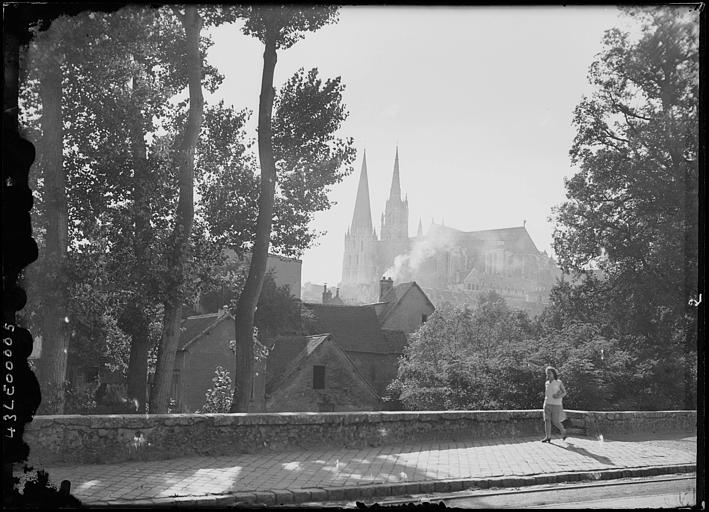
[19,6,201,412]
[389,297,538,411]
[149,7,248,414]
[149,6,204,414]
[389,297,641,411]
[270,68,357,253]
[551,7,699,407]
[254,272,303,339]
[230,6,342,412]
[32,20,68,413]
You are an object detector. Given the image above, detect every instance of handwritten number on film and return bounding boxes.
[3,323,16,437]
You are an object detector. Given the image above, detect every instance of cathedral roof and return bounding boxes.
[468,226,540,253]
[424,224,540,254]
[350,151,373,233]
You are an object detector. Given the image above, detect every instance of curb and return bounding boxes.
[82,463,696,508]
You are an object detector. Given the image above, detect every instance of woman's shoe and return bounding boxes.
[541,437,551,443]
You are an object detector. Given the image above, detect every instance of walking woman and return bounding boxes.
[541,366,567,443]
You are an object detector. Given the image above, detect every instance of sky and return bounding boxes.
[205,6,633,287]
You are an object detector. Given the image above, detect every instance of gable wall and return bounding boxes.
[180,320,235,413]
[267,344,380,412]
[382,290,435,333]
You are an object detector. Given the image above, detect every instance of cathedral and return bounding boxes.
[339,149,561,315]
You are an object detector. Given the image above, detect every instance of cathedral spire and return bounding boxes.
[350,150,373,233]
[417,218,423,237]
[388,146,401,201]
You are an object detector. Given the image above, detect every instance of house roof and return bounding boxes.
[378,281,435,324]
[264,335,313,385]
[178,312,234,351]
[420,287,474,308]
[302,303,400,354]
[381,329,409,352]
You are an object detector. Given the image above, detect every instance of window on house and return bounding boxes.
[313,365,325,389]
[422,314,428,323]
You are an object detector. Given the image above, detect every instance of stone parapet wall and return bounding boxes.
[22,409,695,467]
[25,410,546,466]
[579,410,696,438]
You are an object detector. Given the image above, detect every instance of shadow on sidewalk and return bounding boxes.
[548,441,616,466]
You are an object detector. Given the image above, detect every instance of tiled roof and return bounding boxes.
[381,329,409,352]
[303,303,399,354]
[178,313,232,351]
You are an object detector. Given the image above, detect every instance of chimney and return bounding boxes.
[380,277,394,302]
[322,284,332,304]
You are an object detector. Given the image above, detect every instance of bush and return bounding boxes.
[64,380,98,415]
[199,366,233,413]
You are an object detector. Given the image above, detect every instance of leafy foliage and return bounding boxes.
[550,7,698,407]
[388,294,666,411]
[199,366,234,413]
[255,272,304,339]
[241,6,339,49]
[272,68,357,255]
[64,380,99,415]
[552,7,698,330]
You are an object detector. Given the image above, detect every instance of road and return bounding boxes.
[438,474,696,509]
[328,474,697,509]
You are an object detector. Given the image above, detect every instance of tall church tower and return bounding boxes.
[380,147,409,270]
[341,151,379,302]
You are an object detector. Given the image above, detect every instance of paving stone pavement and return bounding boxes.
[13,433,697,506]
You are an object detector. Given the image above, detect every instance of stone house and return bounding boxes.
[373,278,435,332]
[172,311,268,413]
[169,279,435,412]
[302,302,406,398]
[172,311,383,413]
[265,334,381,412]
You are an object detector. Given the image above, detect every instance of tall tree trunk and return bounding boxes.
[149,7,203,414]
[125,309,150,412]
[231,35,278,413]
[36,46,69,414]
[124,64,155,414]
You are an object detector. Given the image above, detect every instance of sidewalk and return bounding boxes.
[14,432,696,507]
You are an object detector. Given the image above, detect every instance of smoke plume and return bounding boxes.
[384,225,456,281]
